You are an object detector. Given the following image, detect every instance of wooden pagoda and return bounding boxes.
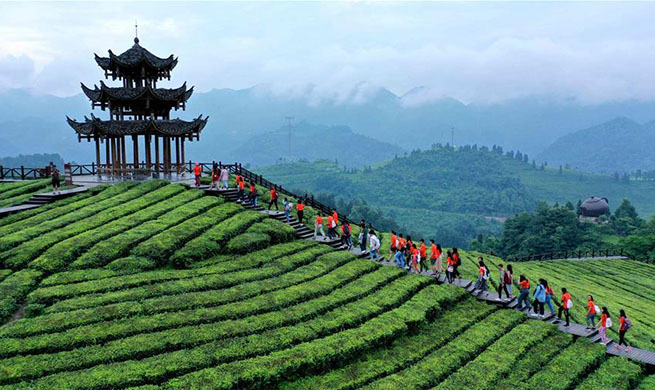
[66,36,208,176]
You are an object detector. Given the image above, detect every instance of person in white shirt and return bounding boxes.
[369,231,380,260]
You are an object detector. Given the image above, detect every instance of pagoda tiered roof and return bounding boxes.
[81,81,193,107]
[66,114,208,138]
[95,37,178,80]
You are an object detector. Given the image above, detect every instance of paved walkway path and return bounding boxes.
[0,187,88,218]
[204,185,655,367]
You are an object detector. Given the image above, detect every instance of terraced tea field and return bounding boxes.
[0,180,653,389]
[0,180,51,209]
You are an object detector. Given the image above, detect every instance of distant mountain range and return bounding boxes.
[227,122,402,168]
[537,117,655,174]
[4,86,655,167]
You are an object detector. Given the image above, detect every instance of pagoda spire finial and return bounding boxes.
[134,20,139,44]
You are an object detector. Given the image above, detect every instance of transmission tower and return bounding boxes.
[285,116,294,159]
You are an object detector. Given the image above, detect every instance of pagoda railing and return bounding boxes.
[505,248,626,262]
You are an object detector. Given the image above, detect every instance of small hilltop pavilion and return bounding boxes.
[66,35,208,178]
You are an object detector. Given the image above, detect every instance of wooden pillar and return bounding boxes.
[94,136,101,176]
[132,135,139,169]
[181,137,186,173]
[145,134,152,170]
[121,136,127,171]
[115,136,121,172]
[111,137,118,175]
[105,137,110,173]
[154,135,160,173]
[175,137,180,174]
[165,136,171,174]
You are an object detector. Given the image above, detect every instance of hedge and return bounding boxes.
[0,185,101,229]
[39,241,316,289]
[0,270,11,283]
[0,257,399,384]
[279,298,495,390]
[433,321,555,390]
[106,257,157,273]
[246,219,296,244]
[160,285,465,390]
[519,339,607,390]
[28,244,331,309]
[493,332,573,389]
[575,357,643,390]
[0,255,371,357]
[638,375,655,390]
[131,202,243,265]
[70,192,212,269]
[0,269,43,323]
[0,181,164,269]
[169,211,266,268]
[28,184,186,272]
[10,246,334,337]
[362,309,525,390]
[224,232,271,254]
[0,271,435,389]
[0,179,48,201]
[0,182,135,251]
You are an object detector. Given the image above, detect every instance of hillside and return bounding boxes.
[255,146,655,246]
[538,117,655,174]
[0,180,654,389]
[227,122,403,168]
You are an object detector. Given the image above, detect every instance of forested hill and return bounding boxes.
[255,144,655,247]
[537,117,655,174]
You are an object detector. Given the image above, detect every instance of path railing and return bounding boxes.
[506,248,625,262]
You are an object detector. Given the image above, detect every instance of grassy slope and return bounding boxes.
[0,182,653,389]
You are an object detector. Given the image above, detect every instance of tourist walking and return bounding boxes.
[497,264,510,300]
[268,187,279,210]
[341,221,353,250]
[326,214,335,239]
[248,182,258,207]
[369,230,380,260]
[220,167,229,189]
[359,220,368,252]
[544,280,555,314]
[296,198,305,224]
[505,264,514,296]
[390,231,398,260]
[409,244,419,273]
[210,166,219,189]
[314,214,326,240]
[283,198,292,223]
[616,309,632,352]
[193,162,202,187]
[430,240,443,276]
[394,235,406,269]
[474,258,490,295]
[516,275,531,311]
[586,295,599,329]
[597,307,612,344]
[558,288,572,326]
[446,251,456,283]
[418,239,428,272]
[237,176,245,201]
[51,165,61,193]
[452,248,462,281]
[532,279,546,316]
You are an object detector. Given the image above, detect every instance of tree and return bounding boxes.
[611,199,644,236]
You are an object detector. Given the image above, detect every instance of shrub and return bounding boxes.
[107,257,157,273]
[225,232,271,254]
[247,219,296,244]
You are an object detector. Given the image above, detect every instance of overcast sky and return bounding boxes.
[1,1,655,104]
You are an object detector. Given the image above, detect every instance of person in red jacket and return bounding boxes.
[193,162,202,187]
[446,250,456,283]
[210,166,219,189]
[419,239,428,272]
[268,187,279,210]
[558,288,572,326]
[516,275,531,311]
[616,309,631,352]
[296,199,305,224]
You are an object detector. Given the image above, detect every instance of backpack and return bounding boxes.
[624,318,632,330]
[504,272,512,284]
[565,299,573,309]
[605,317,613,328]
[482,268,490,280]
[343,225,351,236]
[594,304,600,314]
[455,255,461,267]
